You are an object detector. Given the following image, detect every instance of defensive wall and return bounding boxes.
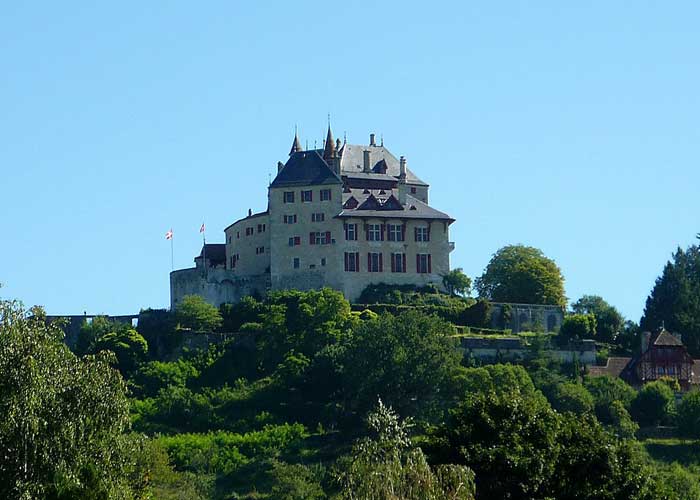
[170,267,270,309]
[458,336,597,365]
[46,314,139,349]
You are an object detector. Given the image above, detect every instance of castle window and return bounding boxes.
[246,227,254,236]
[320,189,332,201]
[416,253,432,274]
[344,252,359,272]
[288,236,301,247]
[366,224,383,241]
[284,214,297,224]
[368,252,383,272]
[310,231,331,245]
[301,190,313,202]
[387,224,405,242]
[255,246,265,255]
[415,226,429,242]
[257,224,265,233]
[391,253,406,273]
[284,191,295,203]
[311,213,325,222]
[344,223,357,241]
[321,258,326,266]
[236,231,240,239]
[293,258,300,269]
[411,187,417,194]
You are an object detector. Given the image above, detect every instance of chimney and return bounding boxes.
[399,156,407,179]
[363,150,371,172]
[369,133,376,146]
[277,161,284,173]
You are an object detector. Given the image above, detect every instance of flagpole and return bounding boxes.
[170,233,174,271]
[202,222,207,279]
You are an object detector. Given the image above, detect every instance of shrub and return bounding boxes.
[559,313,597,342]
[175,295,223,332]
[677,391,700,438]
[631,381,675,426]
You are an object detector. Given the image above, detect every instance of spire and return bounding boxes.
[323,124,336,160]
[289,127,302,155]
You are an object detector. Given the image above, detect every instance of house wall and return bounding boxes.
[224,213,271,276]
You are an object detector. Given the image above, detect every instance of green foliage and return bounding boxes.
[438,378,559,499]
[547,381,595,415]
[175,295,223,332]
[584,375,637,424]
[677,391,700,438]
[357,283,444,305]
[657,463,700,500]
[442,268,472,297]
[337,399,475,500]
[156,424,308,475]
[475,244,567,307]
[458,299,492,328]
[641,243,700,356]
[342,311,463,422]
[0,300,143,499]
[131,359,200,398]
[572,294,625,343]
[559,313,597,341]
[608,400,639,439]
[631,381,676,426]
[75,315,131,355]
[94,328,148,374]
[220,295,264,332]
[269,460,325,500]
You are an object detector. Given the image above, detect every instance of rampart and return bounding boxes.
[170,267,270,309]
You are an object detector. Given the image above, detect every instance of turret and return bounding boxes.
[289,130,302,155]
[323,125,336,160]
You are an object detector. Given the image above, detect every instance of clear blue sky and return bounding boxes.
[2,2,698,321]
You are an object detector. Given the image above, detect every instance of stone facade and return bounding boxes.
[171,127,456,307]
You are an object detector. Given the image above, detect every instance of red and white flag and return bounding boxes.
[200,223,206,233]
[165,229,173,240]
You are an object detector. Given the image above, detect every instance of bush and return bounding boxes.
[677,391,700,438]
[559,313,597,342]
[584,376,637,424]
[175,295,223,332]
[631,381,675,426]
[156,424,308,475]
[131,359,200,398]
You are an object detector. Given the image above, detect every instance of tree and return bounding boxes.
[641,244,700,356]
[547,382,595,415]
[559,313,597,342]
[630,381,675,426]
[175,295,223,332]
[677,390,700,438]
[442,268,472,297]
[338,399,475,500]
[342,311,463,422]
[584,375,637,424]
[94,328,148,374]
[475,245,567,306]
[438,381,559,499]
[0,299,145,498]
[572,295,625,343]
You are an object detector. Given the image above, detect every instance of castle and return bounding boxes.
[170,126,456,308]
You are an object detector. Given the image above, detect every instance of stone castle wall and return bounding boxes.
[170,267,270,309]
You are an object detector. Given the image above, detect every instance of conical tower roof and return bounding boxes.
[323,125,336,160]
[289,131,302,155]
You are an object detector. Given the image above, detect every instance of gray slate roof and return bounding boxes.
[270,150,342,188]
[338,144,427,186]
[338,188,453,221]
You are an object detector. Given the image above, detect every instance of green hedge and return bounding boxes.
[157,423,308,475]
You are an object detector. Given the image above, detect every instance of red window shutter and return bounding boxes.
[344,253,348,271]
[380,224,385,241]
[402,253,407,273]
[355,252,360,272]
[416,254,421,273]
[391,253,396,272]
[379,253,383,272]
[295,236,300,246]
[428,254,432,273]
[310,191,313,202]
[365,225,369,240]
[325,231,331,244]
[401,224,406,241]
[367,253,372,272]
[309,232,315,245]
[343,223,348,239]
[414,227,418,241]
